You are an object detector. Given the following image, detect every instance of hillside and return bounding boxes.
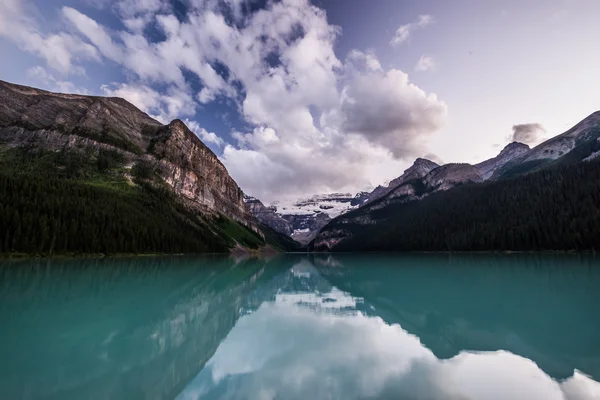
[0,80,299,256]
[310,159,600,252]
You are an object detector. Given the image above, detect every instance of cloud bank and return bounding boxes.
[1,0,448,201]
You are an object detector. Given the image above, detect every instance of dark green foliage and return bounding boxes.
[495,159,551,180]
[259,223,303,252]
[96,148,124,172]
[215,217,265,249]
[320,160,600,252]
[131,159,157,181]
[0,147,235,256]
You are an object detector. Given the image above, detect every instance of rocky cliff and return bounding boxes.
[476,142,530,180]
[0,79,257,231]
[244,196,293,236]
[360,158,440,206]
[491,111,600,179]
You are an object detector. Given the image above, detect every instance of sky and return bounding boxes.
[1,0,599,202]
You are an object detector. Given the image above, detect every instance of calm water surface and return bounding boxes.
[0,254,599,399]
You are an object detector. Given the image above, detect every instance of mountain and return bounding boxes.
[360,158,440,206]
[0,80,298,255]
[311,110,600,252]
[475,142,530,179]
[246,193,361,244]
[491,111,600,179]
[243,195,292,236]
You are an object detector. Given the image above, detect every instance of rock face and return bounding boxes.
[148,119,249,223]
[0,79,255,227]
[360,158,440,206]
[521,111,600,163]
[244,196,292,236]
[476,142,530,180]
[311,163,483,249]
[246,193,362,244]
[422,163,483,192]
[491,111,600,179]
[350,191,370,206]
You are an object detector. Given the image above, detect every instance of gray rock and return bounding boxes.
[476,142,530,180]
[0,79,257,230]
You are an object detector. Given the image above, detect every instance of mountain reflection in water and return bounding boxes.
[0,254,598,400]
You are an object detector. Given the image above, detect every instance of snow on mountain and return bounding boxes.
[271,193,358,219]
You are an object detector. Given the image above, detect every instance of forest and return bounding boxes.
[318,159,600,252]
[0,146,294,256]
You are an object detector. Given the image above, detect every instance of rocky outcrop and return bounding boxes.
[491,111,600,179]
[0,80,161,153]
[249,193,360,243]
[244,196,292,236]
[520,111,600,163]
[0,79,256,228]
[149,119,250,224]
[476,142,530,180]
[422,163,483,193]
[361,158,439,206]
[281,212,331,243]
[350,191,369,206]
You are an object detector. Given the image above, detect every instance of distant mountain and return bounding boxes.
[0,80,298,255]
[475,142,530,179]
[311,110,600,252]
[246,193,361,244]
[359,158,440,206]
[244,195,293,236]
[491,111,600,179]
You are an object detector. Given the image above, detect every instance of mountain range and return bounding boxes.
[1,79,599,255]
[0,79,298,255]
[249,111,600,246]
[310,111,600,252]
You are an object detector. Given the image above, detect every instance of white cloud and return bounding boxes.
[179,276,600,400]
[26,66,88,94]
[391,14,433,46]
[5,0,448,201]
[415,55,437,72]
[101,83,196,124]
[0,0,99,74]
[62,7,123,62]
[331,68,447,158]
[184,119,225,147]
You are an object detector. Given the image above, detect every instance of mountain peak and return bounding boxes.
[405,158,440,175]
[413,157,439,167]
[502,142,530,152]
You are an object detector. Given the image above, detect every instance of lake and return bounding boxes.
[0,254,599,399]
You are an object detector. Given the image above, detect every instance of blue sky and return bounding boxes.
[1,0,599,201]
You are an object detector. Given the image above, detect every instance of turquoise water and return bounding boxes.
[0,254,599,399]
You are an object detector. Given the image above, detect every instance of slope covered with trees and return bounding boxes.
[311,159,600,252]
[0,146,299,256]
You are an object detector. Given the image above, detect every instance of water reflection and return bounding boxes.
[0,254,599,400]
[0,255,293,399]
[179,254,600,400]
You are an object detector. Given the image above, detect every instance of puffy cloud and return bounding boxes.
[100,83,196,124]
[331,68,447,158]
[415,55,436,72]
[179,271,600,400]
[62,7,123,62]
[0,0,99,74]
[184,119,225,148]
[511,123,547,145]
[346,49,382,72]
[6,0,448,201]
[26,66,89,94]
[390,14,433,46]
